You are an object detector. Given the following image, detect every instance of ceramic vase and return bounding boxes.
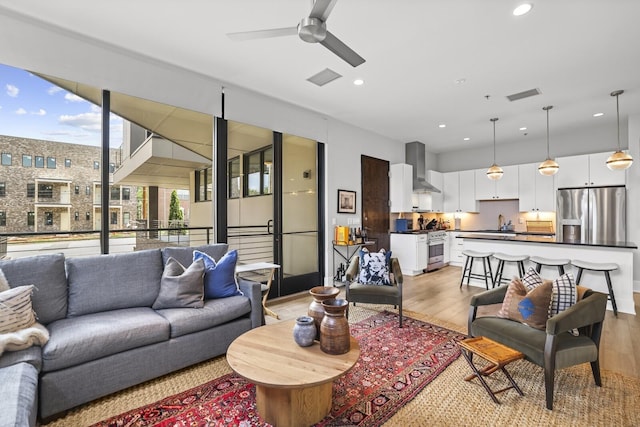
[320,298,350,355]
[293,316,316,347]
[308,286,340,340]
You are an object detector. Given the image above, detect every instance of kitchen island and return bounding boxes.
[458,233,636,315]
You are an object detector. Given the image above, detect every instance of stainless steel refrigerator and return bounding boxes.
[556,186,626,244]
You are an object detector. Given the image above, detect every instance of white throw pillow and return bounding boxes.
[0,285,36,334]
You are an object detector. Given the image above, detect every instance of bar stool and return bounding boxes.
[529,256,571,276]
[493,253,529,288]
[460,250,494,290]
[572,260,618,316]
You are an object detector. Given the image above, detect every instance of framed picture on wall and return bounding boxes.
[337,189,356,214]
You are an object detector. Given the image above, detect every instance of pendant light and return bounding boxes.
[538,105,559,176]
[486,117,503,180]
[606,90,633,170]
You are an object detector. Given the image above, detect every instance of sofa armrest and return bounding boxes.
[237,278,263,329]
[390,257,403,286]
[546,291,608,336]
[345,256,359,282]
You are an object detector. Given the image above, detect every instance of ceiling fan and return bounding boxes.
[226,0,365,67]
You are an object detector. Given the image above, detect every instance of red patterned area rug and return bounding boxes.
[92,311,465,427]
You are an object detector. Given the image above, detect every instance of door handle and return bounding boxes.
[267,219,273,234]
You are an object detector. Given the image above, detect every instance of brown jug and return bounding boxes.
[320,298,350,355]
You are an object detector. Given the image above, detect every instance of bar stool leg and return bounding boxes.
[576,267,584,284]
[518,261,525,278]
[604,271,618,316]
[486,257,494,291]
[481,257,490,290]
[534,263,542,274]
[493,260,504,288]
[460,256,471,288]
[558,265,565,275]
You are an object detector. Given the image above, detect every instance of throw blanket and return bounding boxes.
[0,322,49,356]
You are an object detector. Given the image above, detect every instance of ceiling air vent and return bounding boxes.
[506,88,542,102]
[307,68,342,87]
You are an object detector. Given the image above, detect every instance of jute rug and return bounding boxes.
[42,305,640,427]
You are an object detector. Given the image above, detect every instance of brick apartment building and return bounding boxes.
[0,135,138,233]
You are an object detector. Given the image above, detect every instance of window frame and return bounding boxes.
[0,182,5,197]
[228,156,241,199]
[22,154,32,167]
[122,187,131,201]
[47,157,56,169]
[65,158,71,168]
[44,211,53,226]
[27,211,35,226]
[38,184,53,198]
[195,167,213,202]
[1,153,12,166]
[27,183,35,198]
[35,156,44,168]
[0,211,6,226]
[243,145,273,197]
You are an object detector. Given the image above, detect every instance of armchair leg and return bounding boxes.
[544,365,555,410]
[591,360,602,386]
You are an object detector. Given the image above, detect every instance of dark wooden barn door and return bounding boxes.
[361,155,390,251]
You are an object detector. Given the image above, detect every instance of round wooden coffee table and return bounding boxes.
[226,319,360,427]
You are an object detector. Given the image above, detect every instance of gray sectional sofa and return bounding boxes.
[0,244,263,425]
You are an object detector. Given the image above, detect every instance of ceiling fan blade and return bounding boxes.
[320,31,365,67]
[309,0,338,21]
[227,27,297,41]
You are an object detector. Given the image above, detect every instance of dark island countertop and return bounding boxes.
[456,233,637,250]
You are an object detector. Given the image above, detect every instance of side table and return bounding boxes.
[458,336,524,404]
[235,262,280,320]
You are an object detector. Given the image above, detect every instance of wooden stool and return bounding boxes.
[529,256,570,276]
[572,260,618,316]
[458,337,524,404]
[460,250,494,290]
[493,253,529,287]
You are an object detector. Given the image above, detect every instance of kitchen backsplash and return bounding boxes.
[391,199,556,232]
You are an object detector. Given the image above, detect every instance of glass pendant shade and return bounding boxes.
[606,150,633,170]
[487,117,502,180]
[607,90,633,171]
[538,158,560,176]
[486,164,504,180]
[538,105,559,176]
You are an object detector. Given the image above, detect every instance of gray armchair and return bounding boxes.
[468,285,608,409]
[345,255,403,327]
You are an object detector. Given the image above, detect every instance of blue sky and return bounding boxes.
[0,63,123,147]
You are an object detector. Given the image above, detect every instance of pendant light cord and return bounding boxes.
[616,93,621,151]
[491,117,498,164]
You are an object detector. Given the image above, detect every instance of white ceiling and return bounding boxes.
[2,0,640,154]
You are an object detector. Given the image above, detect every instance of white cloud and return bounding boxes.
[59,112,101,132]
[64,93,85,103]
[90,104,102,113]
[6,84,19,97]
[15,108,27,115]
[48,86,63,95]
[31,108,47,116]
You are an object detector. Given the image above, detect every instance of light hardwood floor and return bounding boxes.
[265,265,640,379]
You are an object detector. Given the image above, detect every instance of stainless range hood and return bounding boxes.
[405,141,441,193]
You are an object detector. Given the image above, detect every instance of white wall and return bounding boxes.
[627,114,640,291]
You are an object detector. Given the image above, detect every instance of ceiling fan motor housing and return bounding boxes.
[298,17,327,43]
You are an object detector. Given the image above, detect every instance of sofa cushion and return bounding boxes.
[155,295,251,338]
[194,250,243,299]
[0,346,42,371]
[549,272,577,317]
[0,285,36,333]
[152,257,205,309]
[497,278,552,330]
[42,307,169,372]
[66,249,163,316]
[0,253,68,324]
[161,244,229,267]
[0,362,39,427]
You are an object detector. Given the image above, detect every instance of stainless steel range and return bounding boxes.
[426,230,447,271]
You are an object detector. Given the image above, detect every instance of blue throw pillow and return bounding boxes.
[193,250,244,299]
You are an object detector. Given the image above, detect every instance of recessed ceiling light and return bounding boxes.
[463,137,470,141]
[519,127,527,131]
[513,3,533,16]
[438,124,446,128]
[455,78,466,85]
[593,112,604,117]
[353,78,364,86]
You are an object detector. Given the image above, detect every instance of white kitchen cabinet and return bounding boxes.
[443,170,478,213]
[389,163,413,213]
[518,162,556,212]
[448,231,465,267]
[443,232,450,263]
[390,233,428,276]
[556,152,626,188]
[474,165,519,200]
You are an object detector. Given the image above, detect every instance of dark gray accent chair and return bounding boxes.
[345,255,403,327]
[468,285,608,410]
